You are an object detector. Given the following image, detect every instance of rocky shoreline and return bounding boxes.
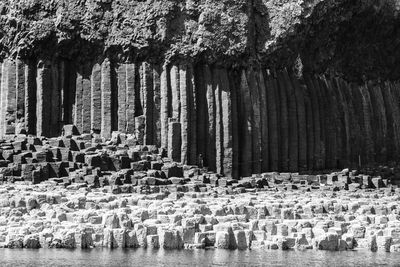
[0,128,399,252]
[1,175,400,252]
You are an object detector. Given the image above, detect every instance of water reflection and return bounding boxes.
[1,248,399,267]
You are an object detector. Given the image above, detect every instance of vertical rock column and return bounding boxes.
[160,64,169,149]
[1,59,17,135]
[323,77,339,169]
[284,69,299,172]
[170,65,180,120]
[247,69,261,174]
[360,84,375,164]
[195,64,207,166]
[277,71,289,171]
[167,64,181,160]
[81,63,92,134]
[388,82,400,161]
[25,60,36,135]
[188,64,197,165]
[6,60,17,135]
[302,78,314,170]
[0,61,3,136]
[329,78,345,168]
[64,62,76,126]
[205,65,216,171]
[15,59,25,134]
[180,64,189,164]
[382,82,396,160]
[117,63,127,133]
[168,119,181,162]
[220,68,234,177]
[125,63,136,134]
[50,61,60,137]
[230,70,240,178]
[258,70,269,172]
[58,61,65,131]
[239,70,253,176]
[101,58,112,139]
[91,63,102,134]
[74,65,83,133]
[291,75,307,171]
[334,78,350,167]
[36,60,52,137]
[314,77,326,169]
[141,62,154,145]
[153,65,162,147]
[214,68,223,174]
[266,71,279,171]
[368,82,387,162]
[350,83,365,167]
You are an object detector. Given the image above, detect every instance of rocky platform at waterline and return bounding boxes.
[0,126,399,253]
[0,182,400,253]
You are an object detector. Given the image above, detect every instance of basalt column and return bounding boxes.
[25,60,36,135]
[117,63,127,133]
[258,70,269,172]
[180,64,189,164]
[2,56,400,177]
[101,58,112,139]
[141,62,154,145]
[238,70,253,176]
[214,68,222,174]
[360,84,375,165]
[125,63,136,134]
[266,71,279,171]
[305,76,320,169]
[283,69,299,172]
[205,65,216,171]
[302,79,314,170]
[322,77,336,169]
[333,78,350,167]
[195,64,207,166]
[81,63,92,134]
[153,65,162,148]
[277,71,289,171]
[167,64,182,161]
[220,68,234,177]
[188,64,197,166]
[1,59,17,135]
[368,81,387,163]
[230,70,240,179]
[74,65,84,133]
[36,60,52,137]
[170,65,180,120]
[291,75,307,171]
[91,63,102,134]
[15,59,25,133]
[247,69,261,174]
[160,64,169,150]
[50,61,61,137]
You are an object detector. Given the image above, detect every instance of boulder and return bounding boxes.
[314,233,339,251]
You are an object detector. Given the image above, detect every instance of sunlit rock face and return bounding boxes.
[0,0,400,177]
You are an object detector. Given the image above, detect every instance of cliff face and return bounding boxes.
[0,0,400,177]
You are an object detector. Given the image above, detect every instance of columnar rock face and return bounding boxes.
[1,58,400,177]
[1,0,400,178]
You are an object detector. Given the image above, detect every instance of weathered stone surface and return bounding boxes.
[36,60,52,137]
[101,59,112,139]
[91,63,102,134]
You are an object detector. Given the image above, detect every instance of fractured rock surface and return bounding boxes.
[1,60,400,177]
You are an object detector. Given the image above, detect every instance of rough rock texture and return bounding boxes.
[0,176,399,252]
[0,0,400,177]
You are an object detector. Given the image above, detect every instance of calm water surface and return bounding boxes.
[0,248,400,267]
